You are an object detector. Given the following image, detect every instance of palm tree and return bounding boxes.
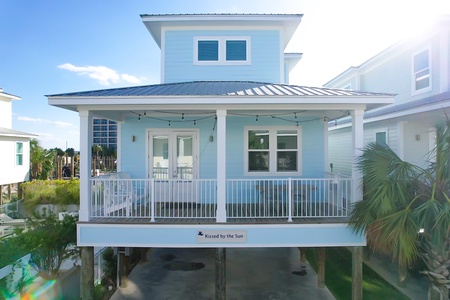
[349,121,450,296]
[30,139,55,180]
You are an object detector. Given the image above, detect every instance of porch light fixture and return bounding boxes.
[132,135,136,142]
[182,113,185,120]
[138,114,141,121]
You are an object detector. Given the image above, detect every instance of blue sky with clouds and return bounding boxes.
[1,0,449,150]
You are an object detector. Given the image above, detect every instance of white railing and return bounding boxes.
[90,178,217,220]
[227,178,352,220]
[89,177,352,221]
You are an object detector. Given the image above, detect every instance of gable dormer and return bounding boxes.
[141,14,302,84]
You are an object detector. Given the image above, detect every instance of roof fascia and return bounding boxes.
[142,14,302,48]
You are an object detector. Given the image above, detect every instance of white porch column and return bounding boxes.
[396,121,406,160]
[351,109,364,204]
[79,110,92,222]
[216,110,227,222]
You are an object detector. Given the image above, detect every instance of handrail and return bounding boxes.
[89,177,352,222]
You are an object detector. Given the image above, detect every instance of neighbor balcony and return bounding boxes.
[89,175,352,225]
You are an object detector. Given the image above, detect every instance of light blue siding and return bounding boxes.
[120,115,325,179]
[78,223,365,247]
[164,29,281,83]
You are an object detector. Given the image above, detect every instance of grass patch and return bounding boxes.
[305,247,409,300]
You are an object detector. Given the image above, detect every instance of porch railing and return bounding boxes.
[89,177,352,221]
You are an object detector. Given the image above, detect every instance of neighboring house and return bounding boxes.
[325,16,450,175]
[47,14,394,298]
[92,118,117,149]
[0,88,36,199]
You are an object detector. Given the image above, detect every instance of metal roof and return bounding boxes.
[0,127,37,138]
[48,81,393,98]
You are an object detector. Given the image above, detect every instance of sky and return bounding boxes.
[1,0,449,151]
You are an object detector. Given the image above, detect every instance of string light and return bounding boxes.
[130,110,349,126]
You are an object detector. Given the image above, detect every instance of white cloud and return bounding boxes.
[58,63,145,86]
[17,116,77,128]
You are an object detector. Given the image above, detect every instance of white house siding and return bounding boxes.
[0,138,30,185]
[403,121,435,169]
[0,100,12,128]
[164,29,281,83]
[328,127,352,176]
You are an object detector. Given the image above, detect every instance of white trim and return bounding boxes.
[117,122,122,172]
[396,121,406,160]
[147,129,200,180]
[244,126,302,176]
[15,141,23,167]
[279,30,284,83]
[216,110,227,222]
[428,127,437,164]
[411,46,432,95]
[439,31,448,93]
[193,36,251,65]
[323,120,329,173]
[161,28,166,83]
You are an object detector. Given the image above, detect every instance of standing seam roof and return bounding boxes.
[47,81,394,98]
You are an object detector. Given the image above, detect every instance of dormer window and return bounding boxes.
[194,36,251,65]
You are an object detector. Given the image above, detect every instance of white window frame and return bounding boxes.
[244,126,302,176]
[342,83,352,90]
[193,36,251,65]
[16,142,23,166]
[411,47,432,95]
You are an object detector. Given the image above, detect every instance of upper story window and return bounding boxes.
[245,127,302,175]
[16,142,23,166]
[412,48,431,94]
[194,36,251,65]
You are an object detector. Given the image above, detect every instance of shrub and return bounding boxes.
[22,180,79,211]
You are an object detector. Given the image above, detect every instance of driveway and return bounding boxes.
[111,247,335,300]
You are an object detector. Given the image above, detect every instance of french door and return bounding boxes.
[149,131,198,202]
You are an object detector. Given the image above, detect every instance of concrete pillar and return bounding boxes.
[118,250,128,288]
[317,247,325,288]
[80,246,94,300]
[352,246,363,300]
[215,248,226,300]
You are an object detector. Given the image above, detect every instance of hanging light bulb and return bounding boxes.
[194,120,196,125]
[182,113,184,120]
[168,121,171,127]
[294,112,297,119]
[256,115,259,122]
[138,114,141,121]
[144,111,147,116]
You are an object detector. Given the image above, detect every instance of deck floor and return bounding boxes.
[89,216,349,225]
[89,203,349,224]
